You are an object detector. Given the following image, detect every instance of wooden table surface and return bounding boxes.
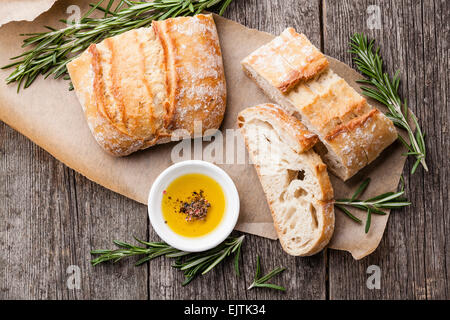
[0,0,448,300]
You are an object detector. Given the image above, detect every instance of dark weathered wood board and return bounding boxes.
[0,0,448,299]
[324,0,449,300]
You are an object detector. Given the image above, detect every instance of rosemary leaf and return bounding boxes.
[351,177,370,201]
[371,191,405,204]
[350,33,428,174]
[365,209,372,234]
[90,235,245,286]
[248,256,286,291]
[251,283,286,291]
[365,192,395,202]
[233,240,242,276]
[369,206,387,215]
[335,204,362,223]
[334,177,410,233]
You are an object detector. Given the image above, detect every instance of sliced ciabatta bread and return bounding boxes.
[241,28,397,181]
[237,103,334,256]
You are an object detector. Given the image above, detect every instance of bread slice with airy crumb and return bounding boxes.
[237,103,334,256]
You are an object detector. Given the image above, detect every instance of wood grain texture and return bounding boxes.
[0,0,448,300]
[0,123,148,299]
[324,0,449,299]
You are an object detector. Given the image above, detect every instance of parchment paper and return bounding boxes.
[0,0,58,27]
[0,0,409,259]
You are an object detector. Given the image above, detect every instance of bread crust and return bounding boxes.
[238,103,318,153]
[153,15,226,135]
[68,45,142,156]
[241,28,397,180]
[326,108,398,165]
[241,28,328,93]
[67,14,226,156]
[238,103,335,256]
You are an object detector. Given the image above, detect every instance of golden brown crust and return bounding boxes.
[348,109,398,164]
[299,78,371,136]
[319,109,398,179]
[67,14,226,156]
[326,109,377,142]
[153,15,226,135]
[277,69,303,93]
[238,103,318,153]
[342,109,378,133]
[241,28,328,93]
[314,162,334,202]
[278,28,329,92]
[66,45,139,156]
[152,21,177,130]
[241,28,397,181]
[325,109,397,154]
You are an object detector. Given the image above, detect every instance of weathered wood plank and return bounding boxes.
[1,0,448,300]
[0,124,148,299]
[69,172,149,300]
[324,0,449,299]
[420,0,449,299]
[147,0,326,300]
[0,124,71,299]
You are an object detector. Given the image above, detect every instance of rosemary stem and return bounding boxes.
[335,200,373,206]
[390,99,428,172]
[334,177,410,232]
[350,33,427,174]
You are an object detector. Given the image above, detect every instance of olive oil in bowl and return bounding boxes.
[161,173,226,237]
[148,160,239,252]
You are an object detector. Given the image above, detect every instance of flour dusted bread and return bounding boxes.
[67,14,226,156]
[243,28,329,93]
[242,28,397,180]
[238,104,334,256]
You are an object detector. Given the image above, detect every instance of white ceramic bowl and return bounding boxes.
[148,160,240,252]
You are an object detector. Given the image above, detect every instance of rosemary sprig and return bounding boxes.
[90,237,188,266]
[334,177,411,233]
[247,256,286,291]
[2,0,235,92]
[91,235,245,286]
[173,235,244,285]
[349,33,428,174]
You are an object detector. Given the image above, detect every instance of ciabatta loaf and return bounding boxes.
[238,103,334,256]
[67,14,226,156]
[241,28,397,180]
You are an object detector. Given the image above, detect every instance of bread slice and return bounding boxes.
[241,29,398,180]
[237,103,334,256]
